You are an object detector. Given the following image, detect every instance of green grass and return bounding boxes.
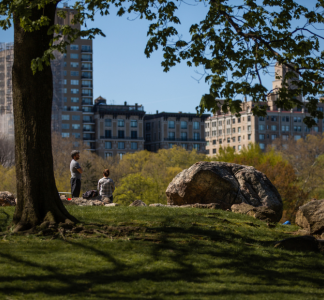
[0,206,323,300]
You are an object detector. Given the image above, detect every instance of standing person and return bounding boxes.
[70,150,83,198]
[97,169,115,203]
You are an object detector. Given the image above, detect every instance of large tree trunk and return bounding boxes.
[12,3,78,231]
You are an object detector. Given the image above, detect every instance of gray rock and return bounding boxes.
[0,191,16,206]
[149,203,166,207]
[274,235,320,252]
[105,203,119,207]
[166,161,283,221]
[129,200,147,207]
[295,200,324,235]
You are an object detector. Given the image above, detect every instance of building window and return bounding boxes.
[247,116,251,122]
[63,79,67,85]
[71,106,79,111]
[71,89,79,94]
[282,125,289,131]
[238,136,241,142]
[259,116,265,121]
[70,62,79,68]
[227,138,230,143]
[72,124,80,130]
[238,118,241,123]
[181,132,187,140]
[169,143,175,149]
[70,53,79,59]
[62,124,69,129]
[119,153,125,159]
[313,126,319,132]
[259,125,265,130]
[212,122,216,127]
[193,132,200,140]
[218,121,222,126]
[271,134,277,140]
[146,122,151,131]
[238,127,241,133]
[131,142,138,150]
[248,134,251,140]
[238,145,242,151]
[294,126,301,132]
[205,132,210,137]
[118,142,125,149]
[62,115,69,120]
[63,88,67,94]
[259,143,265,150]
[71,71,79,76]
[70,45,79,50]
[226,128,231,134]
[105,142,112,149]
[271,125,277,131]
[282,135,289,140]
[168,121,175,129]
[105,119,112,127]
[168,132,175,140]
[63,70,67,76]
[232,128,235,133]
[193,122,200,129]
[118,119,125,127]
[71,97,79,103]
[218,130,222,135]
[212,130,216,136]
[247,125,251,132]
[193,144,200,150]
[105,152,112,158]
[64,97,67,102]
[213,140,216,145]
[81,45,92,52]
[129,131,136,139]
[232,119,235,124]
[72,115,80,121]
[181,121,187,129]
[219,139,222,144]
[131,120,137,127]
[105,130,112,138]
[146,134,151,141]
[226,119,231,125]
[271,116,277,121]
[61,133,70,138]
[232,137,236,142]
[294,135,301,141]
[213,149,216,154]
[118,130,125,138]
[72,133,80,138]
[259,134,265,140]
[282,116,289,122]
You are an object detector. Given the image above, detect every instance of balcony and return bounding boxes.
[83,119,95,124]
[81,57,92,62]
[81,48,92,53]
[81,66,92,70]
[81,84,93,88]
[82,100,93,105]
[62,107,82,112]
[81,75,92,79]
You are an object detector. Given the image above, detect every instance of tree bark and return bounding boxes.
[12,3,78,231]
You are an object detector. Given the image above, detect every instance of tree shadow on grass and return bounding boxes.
[0,214,323,299]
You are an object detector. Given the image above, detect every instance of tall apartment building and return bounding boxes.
[93,97,145,158]
[55,5,94,149]
[0,42,14,138]
[144,111,210,153]
[205,64,324,155]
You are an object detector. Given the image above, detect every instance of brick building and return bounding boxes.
[144,111,210,153]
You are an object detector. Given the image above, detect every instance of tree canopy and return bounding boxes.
[2,0,324,126]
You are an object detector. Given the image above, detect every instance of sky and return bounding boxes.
[0,1,322,114]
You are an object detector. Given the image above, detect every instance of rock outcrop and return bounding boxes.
[166,161,283,222]
[274,236,321,252]
[295,200,324,235]
[129,200,147,206]
[0,191,16,206]
[231,203,278,223]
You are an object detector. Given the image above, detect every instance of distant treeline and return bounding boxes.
[2,133,324,220]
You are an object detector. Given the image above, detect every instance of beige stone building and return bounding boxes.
[93,97,145,158]
[206,64,324,155]
[144,112,210,153]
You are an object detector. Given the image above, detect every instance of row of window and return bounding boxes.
[105,141,138,150]
[63,71,92,77]
[62,115,80,121]
[207,134,252,146]
[207,145,243,154]
[207,116,251,128]
[64,53,92,60]
[104,119,137,128]
[70,45,92,51]
[61,133,80,138]
[63,88,93,95]
[168,144,201,150]
[145,132,200,141]
[63,80,92,86]
[105,130,138,139]
[259,125,320,132]
[146,121,200,131]
[260,116,319,123]
[66,62,92,70]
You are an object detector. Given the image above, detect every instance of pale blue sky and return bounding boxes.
[1,1,322,114]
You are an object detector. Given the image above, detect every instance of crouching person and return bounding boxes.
[97,169,115,203]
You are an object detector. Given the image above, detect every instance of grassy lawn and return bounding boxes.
[0,206,323,300]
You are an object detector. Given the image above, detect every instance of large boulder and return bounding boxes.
[129,200,147,207]
[0,191,16,206]
[295,200,324,235]
[166,161,283,222]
